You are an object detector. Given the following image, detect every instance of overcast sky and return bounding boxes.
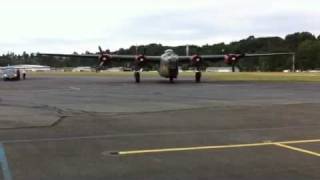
[0,0,319,54]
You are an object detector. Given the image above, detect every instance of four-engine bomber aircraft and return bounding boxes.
[39,46,293,83]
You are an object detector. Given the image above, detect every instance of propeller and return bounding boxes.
[134,45,147,71]
[134,45,146,56]
[190,46,202,71]
[98,46,104,54]
[135,45,138,55]
[186,45,190,56]
[96,46,111,72]
[224,54,245,72]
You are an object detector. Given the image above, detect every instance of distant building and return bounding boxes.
[2,65,51,72]
[72,66,93,72]
[103,67,123,72]
[206,67,240,72]
[307,70,320,73]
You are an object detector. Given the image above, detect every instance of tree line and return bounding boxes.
[1,32,320,71]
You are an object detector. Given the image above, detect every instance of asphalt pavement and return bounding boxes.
[0,75,319,180]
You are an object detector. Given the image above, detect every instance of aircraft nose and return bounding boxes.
[168,57,177,63]
[168,58,178,69]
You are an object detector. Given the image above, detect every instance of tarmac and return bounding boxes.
[0,75,319,180]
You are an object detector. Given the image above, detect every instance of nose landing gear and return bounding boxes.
[169,76,174,83]
[195,72,201,83]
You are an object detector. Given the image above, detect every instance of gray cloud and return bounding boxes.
[110,9,320,47]
[114,11,220,41]
[1,1,320,54]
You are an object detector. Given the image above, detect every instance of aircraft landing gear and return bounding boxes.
[195,72,201,83]
[134,71,140,83]
[169,76,174,83]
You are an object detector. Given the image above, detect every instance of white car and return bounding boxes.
[2,68,21,81]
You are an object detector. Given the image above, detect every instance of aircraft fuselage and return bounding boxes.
[158,49,179,79]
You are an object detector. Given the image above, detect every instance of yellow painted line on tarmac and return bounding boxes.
[117,142,273,155]
[114,139,320,156]
[278,139,320,144]
[274,143,320,157]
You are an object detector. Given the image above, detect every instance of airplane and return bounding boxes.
[38,46,293,83]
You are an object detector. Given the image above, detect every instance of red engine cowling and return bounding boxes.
[191,55,202,66]
[135,55,147,66]
[224,54,240,65]
[134,55,148,70]
[98,54,111,67]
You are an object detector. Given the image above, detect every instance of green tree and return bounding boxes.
[296,40,320,70]
[285,32,316,50]
[1,31,319,71]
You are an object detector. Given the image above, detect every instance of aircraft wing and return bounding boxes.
[108,55,161,61]
[244,52,294,57]
[179,55,224,60]
[38,53,161,61]
[178,52,294,63]
[38,53,99,58]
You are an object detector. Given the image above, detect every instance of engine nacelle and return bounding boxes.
[134,55,148,70]
[191,55,202,67]
[224,54,242,65]
[98,54,111,66]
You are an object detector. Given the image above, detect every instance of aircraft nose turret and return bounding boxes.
[165,49,174,54]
